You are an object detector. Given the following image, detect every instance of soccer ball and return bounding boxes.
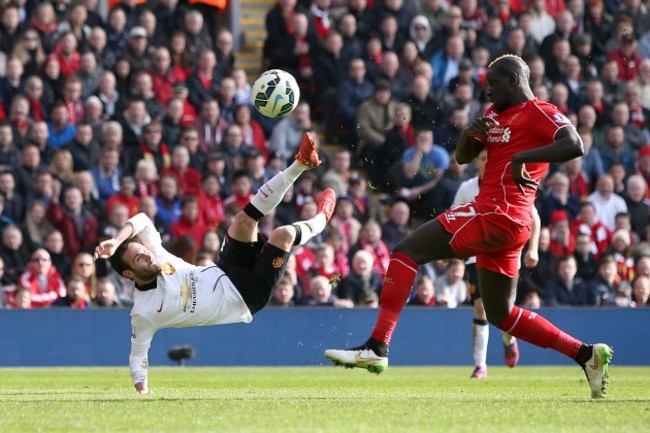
[251,69,300,119]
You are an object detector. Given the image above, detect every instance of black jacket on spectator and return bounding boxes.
[574,252,599,282]
[48,249,72,280]
[381,220,408,251]
[0,78,25,112]
[0,145,22,173]
[14,165,40,198]
[65,139,101,172]
[625,197,650,238]
[313,50,345,97]
[545,278,598,307]
[0,245,30,285]
[340,36,363,69]
[336,270,383,305]
[408,93,442,131]
[186,70,222,112]
[3,193,24,223]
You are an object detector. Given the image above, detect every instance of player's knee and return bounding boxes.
[485,307,509,327]
[269,225,295,246]
[233,212,257,230]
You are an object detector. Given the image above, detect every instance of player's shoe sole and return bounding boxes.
[316,188,336,223]
[294,132,321,168]
[582,343,613,399]
[324,347,388,375]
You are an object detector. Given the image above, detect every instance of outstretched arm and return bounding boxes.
[94,213,159,260]
[130,314,156,394]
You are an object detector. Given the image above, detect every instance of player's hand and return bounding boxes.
[511,160,539,194]
[465,116,499,140]
[134,382,151,394]
[524,249,539,268]
[94,239,120,260]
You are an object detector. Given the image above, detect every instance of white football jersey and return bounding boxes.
[127,213,252,385]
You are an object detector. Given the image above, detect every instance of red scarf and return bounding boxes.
[17,267,66,309]
[29,98,44,121]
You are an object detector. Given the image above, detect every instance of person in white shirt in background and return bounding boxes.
[452,149,541,379]
[94,133,336,394]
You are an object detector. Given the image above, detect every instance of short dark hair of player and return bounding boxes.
[108,238,139,278]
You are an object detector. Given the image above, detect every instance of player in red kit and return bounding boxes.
[325,55,613,399]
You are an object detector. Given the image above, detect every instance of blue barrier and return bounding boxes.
[0,308,648,367]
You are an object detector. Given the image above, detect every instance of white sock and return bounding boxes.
[250,161,306,216]
[502,332,515,347]
[473,320,489,368]
[293,214,327,246]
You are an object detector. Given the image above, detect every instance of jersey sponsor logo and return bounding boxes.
[161,263,176,275]
[553,113,571,124]
[488,127,511,143]
[272,257,284,269]
[181,273,198,313]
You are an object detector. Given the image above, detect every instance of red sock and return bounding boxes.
[370,253,418,345]
[498,306,583,359]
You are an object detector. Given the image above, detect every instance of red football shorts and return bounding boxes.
[437,202,531,278]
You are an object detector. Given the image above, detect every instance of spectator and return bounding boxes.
[348,219,390,279]
[300,243,339,294]
[381,200,410,251]
[199,230,220,263]
[301,275,353,307]
[233,105,267,161]
[572,201,612,259]
[0,171,23,222]
[356,79,398,168]
[90,147,121,207]
[47,186,98,259]
[160,145,202,198]
[65,122,99,172]
[47,102,77,150]
[155,173,182,229]
[53,274,92,308]
[431,34,466,92]
[574,232,599,281]
[17,248,66,308]
[0,57,26,110]
[630,275,650,307]
[606,228,635,282]
[564,156,589,202]
[545,255,598,307]
[43,229,70,279]
[542,171,580,225]
[73,170,101,216]
[21,199,51,252]
[269,274,296,307]
[105,175,140,217]
[337,249,382,306]
[408,74,442,132]
[170,195,207,246]
[194,98,228,154]
[24,76,49,123]
[409,275,437,306]
[624,175,649,238]
[93,277,122,308]
[48,148,75,189]
[269,102,311,164]
[9,285,32,309]
[0,122,21,172]
[378,104,414,192]
[132,71,163,121]
[9,95,32,147]
[409,15,435,60]
[198,175,224,230]
[336,58,373,144]
[71,251,97,300]
[590,254,631,306]
[0,225,30,285]
[588,174,628,231]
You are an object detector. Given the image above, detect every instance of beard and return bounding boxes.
[135,263,162,281]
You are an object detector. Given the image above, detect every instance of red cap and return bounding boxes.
[640,145,650,158]
[550,210,569,225]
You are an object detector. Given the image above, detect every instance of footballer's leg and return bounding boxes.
[324,218,456,374]
[234,189,336,314]
[228,132,322,243]
[471,298,489,379]
[479,267,613,399]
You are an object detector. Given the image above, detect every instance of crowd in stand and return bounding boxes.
[0,0,649,310]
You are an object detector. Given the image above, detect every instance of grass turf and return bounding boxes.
[0,367,649,433]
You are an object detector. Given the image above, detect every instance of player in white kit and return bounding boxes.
[95,133,335,394]
[453,149,540,379]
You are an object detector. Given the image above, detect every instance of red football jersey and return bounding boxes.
[475,98,573,223]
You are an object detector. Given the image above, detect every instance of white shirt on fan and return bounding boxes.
[452,176,480,265]
[126,213,252,385]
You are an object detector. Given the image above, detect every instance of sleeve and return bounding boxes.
[531,102,574,143]
[129,314,157,386]
[127,213,166,258]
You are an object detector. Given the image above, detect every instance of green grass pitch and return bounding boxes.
[1,367,649,433]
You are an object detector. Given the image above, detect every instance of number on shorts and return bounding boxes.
[451,205,477,218]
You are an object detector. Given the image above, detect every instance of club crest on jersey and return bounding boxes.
[272,257,284,269]
[160,263,175,275]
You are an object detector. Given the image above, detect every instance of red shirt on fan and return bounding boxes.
[476,98,573,224]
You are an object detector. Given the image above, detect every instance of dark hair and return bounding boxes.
[108,238,138,277]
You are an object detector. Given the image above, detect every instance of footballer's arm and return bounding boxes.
[130,315,156,394]
[511,126,584,164]
[456,116,496,164]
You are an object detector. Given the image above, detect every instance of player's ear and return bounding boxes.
[122,270,135,280]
